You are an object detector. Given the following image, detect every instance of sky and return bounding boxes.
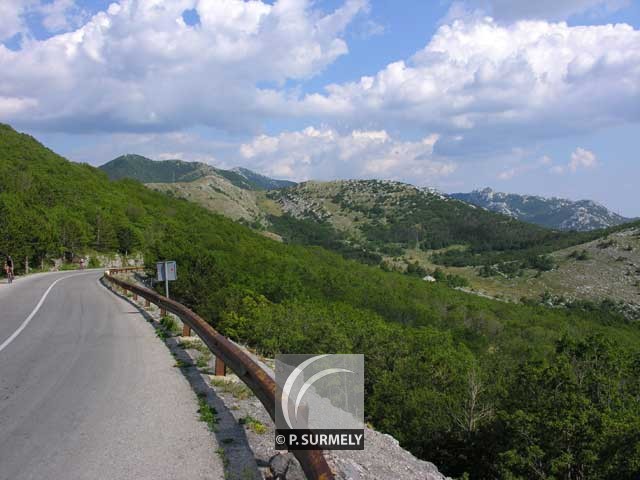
[0,0,639,216]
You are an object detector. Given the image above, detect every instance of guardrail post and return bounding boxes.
[145,299,150,308]
[214,357,226,377]
[182,324,191,337]
[133,293,138,301]
[160,308,167,317]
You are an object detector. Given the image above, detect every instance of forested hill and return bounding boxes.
[99,158,625,271]
[269,180,619,266]
[100,154,294,190]
[451,187,631,231]
[2,123,640,479]
[100,154,215,183]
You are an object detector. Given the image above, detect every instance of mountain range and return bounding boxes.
[98,155,638,274]
[451,187,631,231]
[100,155,632,236]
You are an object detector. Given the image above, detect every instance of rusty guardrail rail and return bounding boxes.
[106,266,146,274]
[103,269,335,480]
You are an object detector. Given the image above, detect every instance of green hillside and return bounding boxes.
[1,124,640,479]
[100,154,294,191]
[269,180,621,267]
[99,154,210,183]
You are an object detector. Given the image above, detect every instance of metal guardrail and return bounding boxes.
[106,266,146,274]
[103,270,335,480]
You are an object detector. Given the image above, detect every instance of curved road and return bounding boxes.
[0,270,224,480]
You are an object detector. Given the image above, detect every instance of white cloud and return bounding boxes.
[497,154,554,180]
[239,127,454,182]
[0,96,38,116]
[497,168,517,180]
[298,18,640,157]
[0,0,86,41]
[0,0,33,41]
[0,0,367,132]
[569,147,598,172]
[448,0,629,22]
[0,1,635,190]
[37,0,87,33]
[547,147,598,174]
[354,19,386,39]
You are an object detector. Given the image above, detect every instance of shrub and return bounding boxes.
[568,249,590,261]
[88,256,101,268]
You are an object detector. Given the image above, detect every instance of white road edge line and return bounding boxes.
[0,272,93,355]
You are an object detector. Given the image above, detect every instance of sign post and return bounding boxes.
[164,264,169,299]
[156,261,177,318]
[156,261,177,299]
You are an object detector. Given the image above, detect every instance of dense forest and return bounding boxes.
[1,124,639,479]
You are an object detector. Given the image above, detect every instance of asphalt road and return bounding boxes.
[0,270,224,480]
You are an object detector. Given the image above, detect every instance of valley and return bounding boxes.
[114,160,639,317]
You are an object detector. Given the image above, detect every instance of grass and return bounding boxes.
[197,394,218,431]
[171,352,190,368]
[196,351,213,369]
[215,448,229,468]
[239,415,267,434]
[210,378,253,400]
[160,315,181,335]
[177,337,213,371]
[155,328,169,340]
[173,358,189,368]
[180,338,209,353]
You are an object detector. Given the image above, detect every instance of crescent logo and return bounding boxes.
[280,354,354,429]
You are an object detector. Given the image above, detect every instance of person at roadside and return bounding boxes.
[5,256,14,284]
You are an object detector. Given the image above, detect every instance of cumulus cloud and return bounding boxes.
[0,0,86,41]
[0,0,367,132]
[0,1,636,188]
[0,0,32,41]
[497,154,554,180]
[298,18,640,157]
[448,0,630,22]
[569,147,598,171]
[548,147,598,174]
[37,0,88,33]
[239,127,455,182]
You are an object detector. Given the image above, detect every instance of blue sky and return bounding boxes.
[1,0,639,216]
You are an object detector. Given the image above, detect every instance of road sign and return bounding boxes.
[156,261,177,282]
[156,261,177,299]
